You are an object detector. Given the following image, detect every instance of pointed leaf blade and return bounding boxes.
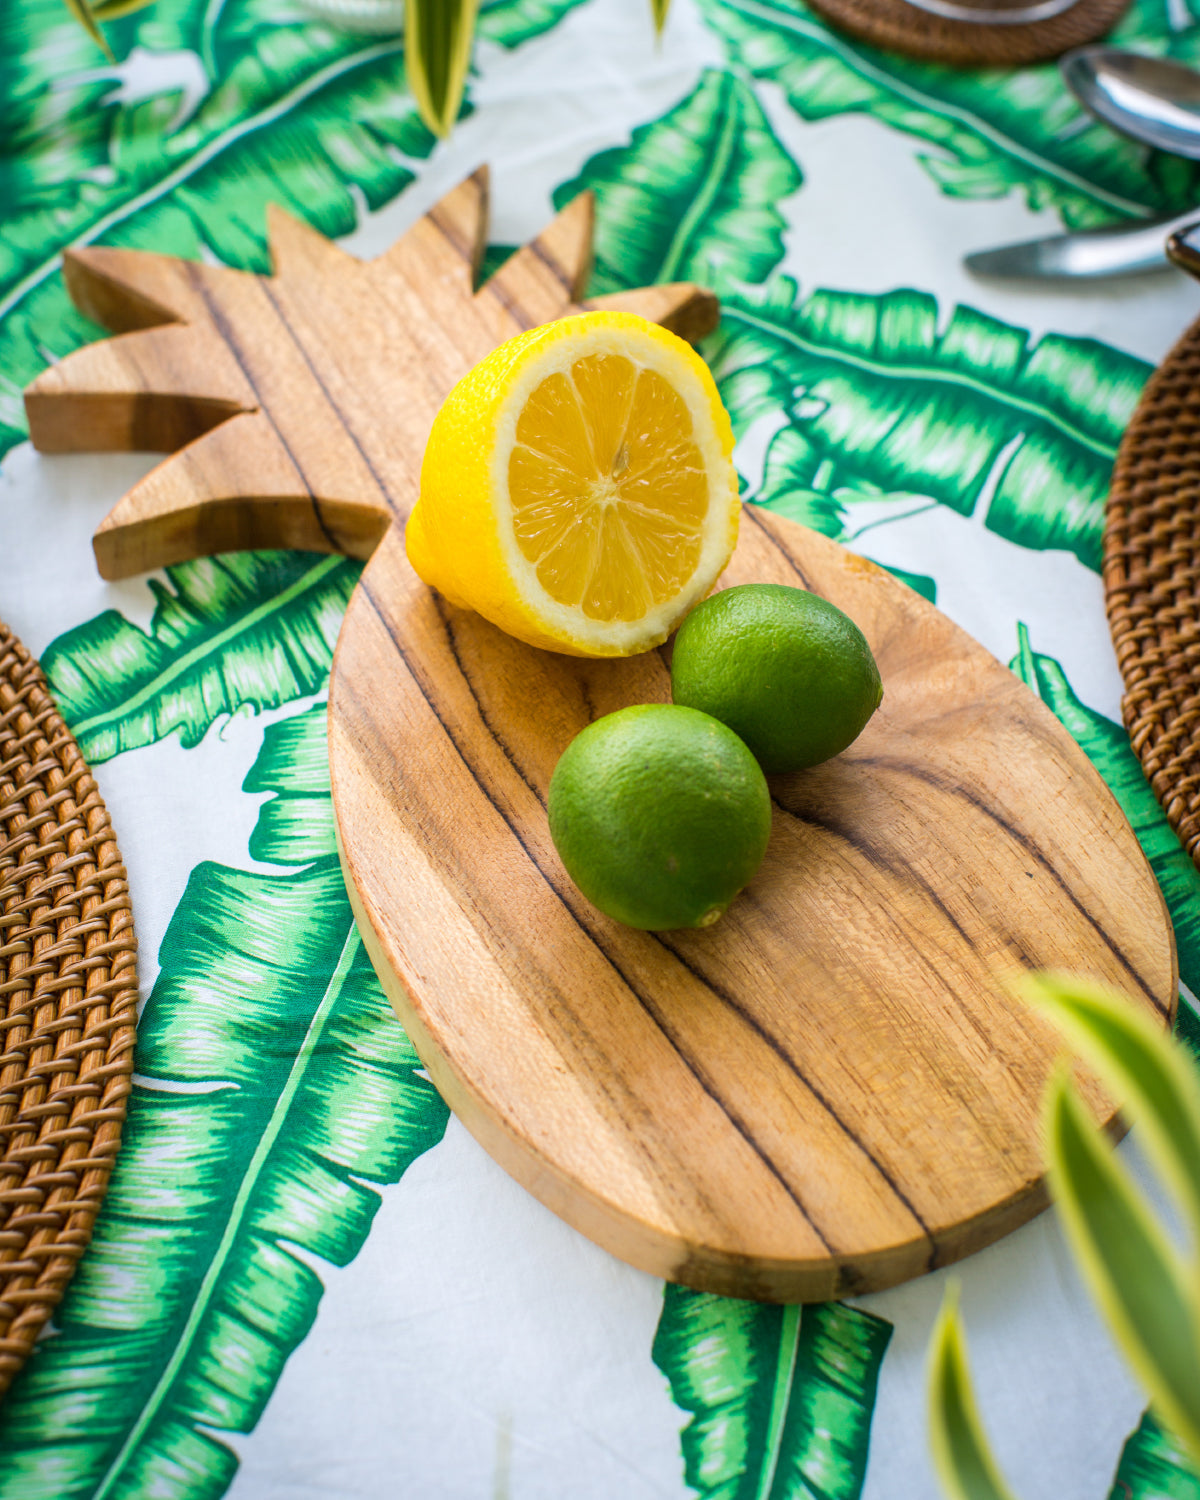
[1020,972,1200,1245]
[1044,1068,1200,1463]
[927,1286,1020,1500]
[405,0,479,137]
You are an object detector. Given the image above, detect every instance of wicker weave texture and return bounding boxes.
[1105,316,1200,872]
[805,0,1129,65]
[0,621,137,1399]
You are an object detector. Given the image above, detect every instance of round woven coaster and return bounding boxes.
[805,0,1130,67]
[1105,313,1200,872]
[0,620,137,1399]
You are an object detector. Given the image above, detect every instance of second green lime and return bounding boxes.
[670,583,883,774]
[547,704,771,931]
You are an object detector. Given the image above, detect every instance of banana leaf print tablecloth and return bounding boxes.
[4,0,1200,1495]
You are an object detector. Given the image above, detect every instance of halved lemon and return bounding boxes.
[405,311,740,657]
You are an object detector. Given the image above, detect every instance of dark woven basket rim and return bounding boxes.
[805,0,1130,66]
[0,619,138,1400]
[1104,311,1200,874]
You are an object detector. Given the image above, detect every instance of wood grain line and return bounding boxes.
[527,237,575,294]
[184,272,344,549]
[361,580,853,1246]
[257,280,396,519]
[357,580,746,1222]
[655,926,936,1250]
[862,754,1169,1016]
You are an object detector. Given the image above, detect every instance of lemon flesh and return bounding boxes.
[548,704,772,931]
[406,312,739,657]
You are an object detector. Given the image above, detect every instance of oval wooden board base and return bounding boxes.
[330,506,1176,1303]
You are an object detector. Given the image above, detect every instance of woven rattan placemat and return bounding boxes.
[806,0,1129,66]
[1105,313,1200,872]
[0,620,137,1399]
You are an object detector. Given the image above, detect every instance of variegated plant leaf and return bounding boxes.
[1044,1063,1200,1463]
[59,0,114,59]
[405,0,478,137]
[928,1287,1018,1500]
[652,1285,892,1498]
[697,0,1200,230]
[0,702,450,1497]
[708,277,1149,572]
[1021,974,1200,1243]
[553,68,802,295]
[42,550,361,762]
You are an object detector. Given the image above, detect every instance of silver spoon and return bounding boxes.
[1061,46,1200,158]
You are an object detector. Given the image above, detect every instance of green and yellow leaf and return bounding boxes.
[1020,973,1200,1244]
[927,1286,1019,1500]
[1043,1065,1200,1463]
[405,0,479,137]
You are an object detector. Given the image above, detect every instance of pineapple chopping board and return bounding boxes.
[25,171,1175,1302]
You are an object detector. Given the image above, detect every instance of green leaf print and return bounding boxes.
[697,0,1200,230]
[1008,624,1200,1058]
[707,277,1149,572]
[0,0,585,464]
[1110,1409,1200,1498]
[42,550,362,763]
[477,0,586,48]
[653,1286,892,1500]
[554,68,802,296]
[0,702,450,1498]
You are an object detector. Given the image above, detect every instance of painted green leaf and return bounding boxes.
[927,1286,1018,1500]
[0,702,451,1498]
[476,0,587,47]
[697,0,1200,230]
[553,68,802,296]
[1008,626,1200,1048]
[652,1284,892,1499]
[0,0,584,465]
[1111,1409,1200,1499]
[707,278,1148,572]
[0,0,430,459]
[42,550,362,763]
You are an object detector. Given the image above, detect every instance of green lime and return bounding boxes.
[547,704,771,931]
[670,583,883,774]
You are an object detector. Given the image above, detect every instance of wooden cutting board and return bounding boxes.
[26,172,1176,1301]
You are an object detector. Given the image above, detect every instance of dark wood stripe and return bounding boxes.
[257,279,400,525]
[356,582,746,1230]
[656,928,936,1250]
[528,236,575,294]
[860,754,1170,1017]
[427,200,476,269]
[359,580,840,1246]
[187,270,341,553]
[742,501,817,589]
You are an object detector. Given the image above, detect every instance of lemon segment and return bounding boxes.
[406,312,739,657]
